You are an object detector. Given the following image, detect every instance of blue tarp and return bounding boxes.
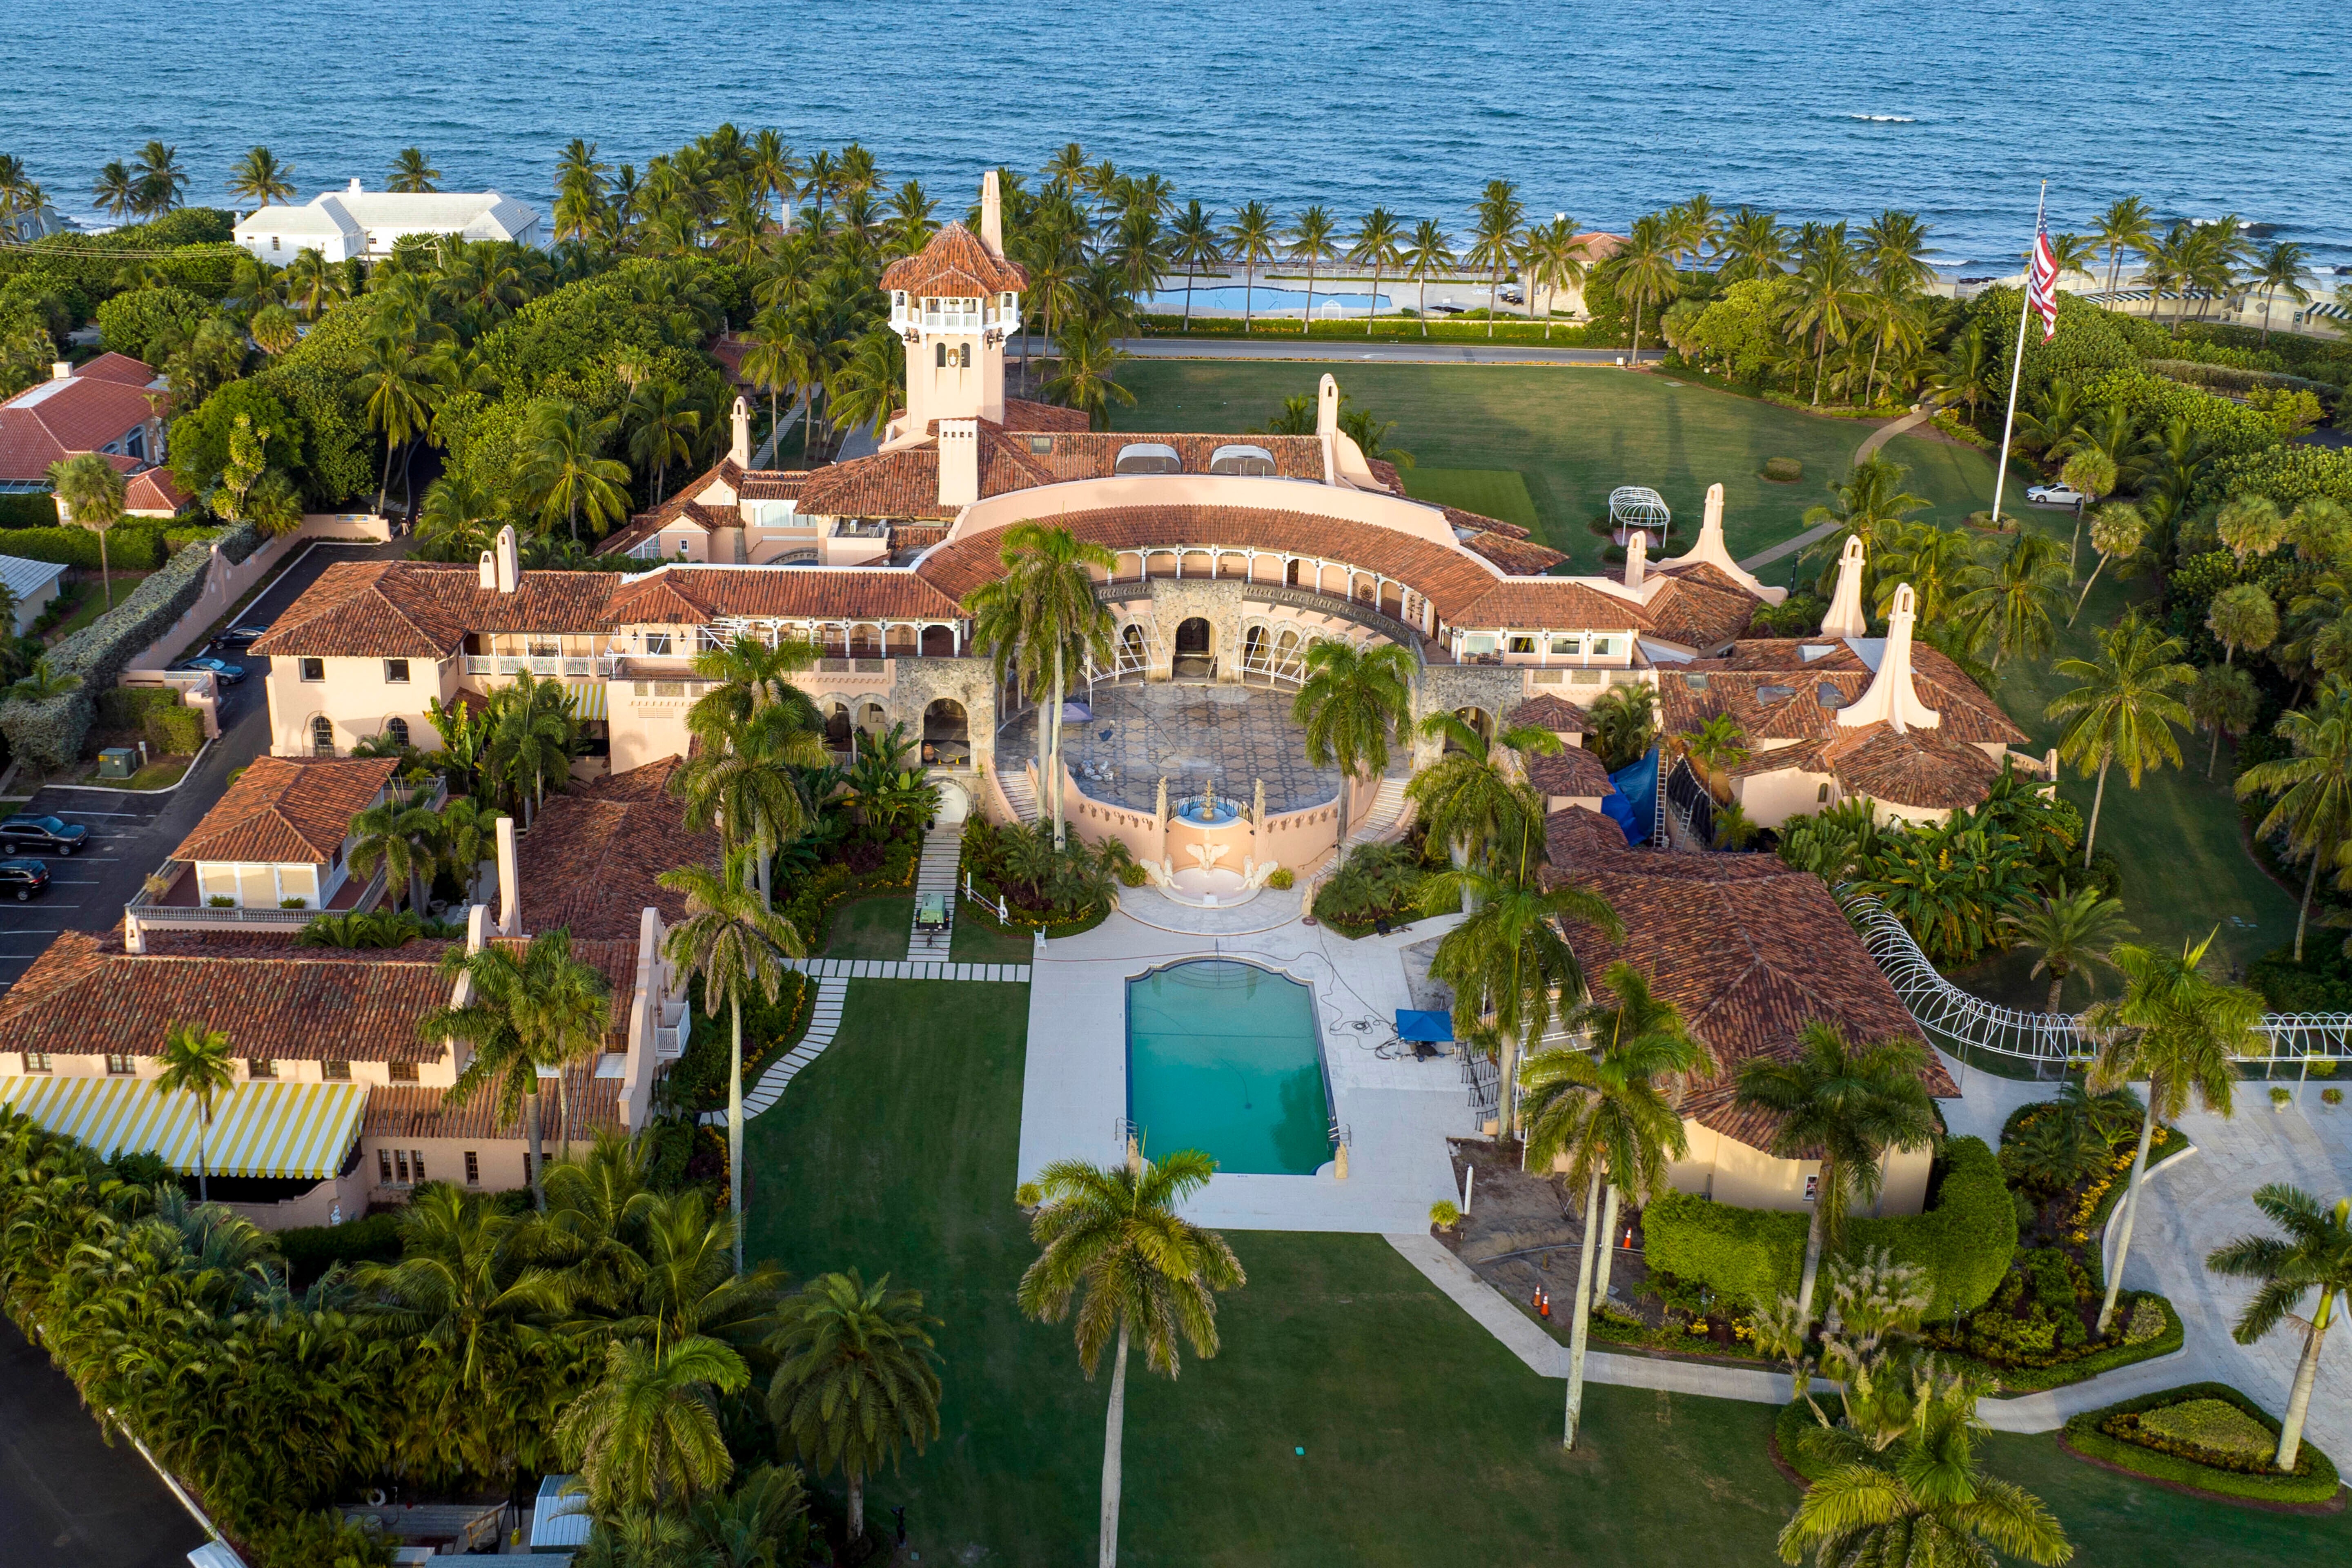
[1606,748,1658,845]
[1395,1009,1454,1044]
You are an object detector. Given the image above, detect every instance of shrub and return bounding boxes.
[1643,1137,2013,1316]
[96,684,204,754]
[1016,1181,1042,1208]
[0,523,163,570]
[2066,1382,2341,1503]
[272,1211,404,1286]
[2143,358,2341,404]
[1430,1199,1462,1231]
[1116,861,1148,887]
[2271,1085,2293,1106]
[1267,867,1295,890]
[1763,457,1803,482]
[0,492,57,529]
[169,380,305,501]
[94,285,216,362]
[2324,1087,2344,1106]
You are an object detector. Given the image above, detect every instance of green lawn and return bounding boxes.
[1113,361,2004,570]
[1397,466,1540,529]
[819,894,913,960]
[744,980,2347,1564]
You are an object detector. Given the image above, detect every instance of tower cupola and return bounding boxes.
[878,173,1026,441]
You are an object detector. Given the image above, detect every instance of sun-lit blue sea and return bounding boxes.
[4,0,2345,271]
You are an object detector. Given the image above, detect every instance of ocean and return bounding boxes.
[4,0,2346,271]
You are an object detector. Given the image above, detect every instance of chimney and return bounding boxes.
[493,523,520,593]
[980,169,1004,257]
[1316,373,1341,484]
[467,901,491,952]
[495,814,521,934]
[1623,526,1647,590]
[1820,536,1869,638]
[1837,582,1940,734]
[348,177,363,195]
[477,549,497,589]
[1699,483,1726,550]
[938,419,979,508]
[730,396,750,466]
[50,361,71,382]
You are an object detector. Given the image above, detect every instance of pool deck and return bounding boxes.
[1018,887,1470,1233]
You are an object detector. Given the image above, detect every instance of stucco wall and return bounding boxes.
[949,470,1472,551]
[1736,767,1837,829]
[1666,1119,1930,1217]
[268,652,461,757]
[219,1163,373,1232]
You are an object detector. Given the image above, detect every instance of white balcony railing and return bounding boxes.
[459,655,618,678]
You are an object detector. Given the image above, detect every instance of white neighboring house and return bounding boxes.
[0,553,68,636]
[232,179,543,263]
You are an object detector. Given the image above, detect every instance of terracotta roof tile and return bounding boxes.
[74,352,162,388]
[796,448,950,521]
[1825,722,2003,811]
[737,470,810,501]
[1000,398,1091,433]
[1461,530,1568,574]
[1508,694,1592,735]
[608,564,964,624]
[516,759,718,941]
[251,562,621,658]
[365,1068,624,1143]
[0,930,457,1062]
[172,756,397,864]
[878,221,1027,297]
[122,466,189,513]
[0,372,160,483]
[1438,505,1531,541]
[1526,744,1615,799]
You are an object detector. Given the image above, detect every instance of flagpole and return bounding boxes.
[1988,180,2047,529]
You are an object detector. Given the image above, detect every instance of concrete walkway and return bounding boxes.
[786,957,1031,982]
[1735,405,1940,574]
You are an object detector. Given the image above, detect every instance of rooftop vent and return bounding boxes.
[1799,644,1837,662]
[1113,442,1181,475]
[1684,673,1709,691]
[1757,684,1796,704]
[1208,443,1276,477]
[1817,682,1849,710]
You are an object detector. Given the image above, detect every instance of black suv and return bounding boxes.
[0,859,50,901]
[0,815,89,854]
[212,623,272,651]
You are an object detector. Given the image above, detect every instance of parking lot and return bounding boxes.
[0,540,408,998]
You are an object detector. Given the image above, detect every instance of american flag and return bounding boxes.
[2026,216,2061,341]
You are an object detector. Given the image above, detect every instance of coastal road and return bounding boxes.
[0,538,409,997]
[1113,338,1664,367]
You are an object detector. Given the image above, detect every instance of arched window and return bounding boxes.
[385,717,410,749]
[1120,624,1146,667]
[1208,443,1276,477]
[310,716,334,756]
[934,341,947,368]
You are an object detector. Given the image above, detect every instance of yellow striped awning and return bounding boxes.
[566,681,608,722]
[0,1077,368,1180]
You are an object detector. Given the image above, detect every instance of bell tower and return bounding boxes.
[882,171,1024,443]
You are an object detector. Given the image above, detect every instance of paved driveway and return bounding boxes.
[0,1318,200,1568]
[0,539,408,996]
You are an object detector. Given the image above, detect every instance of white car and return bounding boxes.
[2026,482,2087,508]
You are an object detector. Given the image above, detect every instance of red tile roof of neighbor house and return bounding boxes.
[878,221,1028,298]
[122,466,189,514]
[1670,639,2027,747]
[71,352,162,388]
[251,561,623,658]
[515,758,719,941]
[1526,744,1615,800]
[608,565,964,624]
[171,756,397,864]
[365,1068,624,1143]
[915,504,1506,621]
[0,929,459,1063]
[1508,694,1593,735]
[1539,811,1953,1150]
[0,368,162,483]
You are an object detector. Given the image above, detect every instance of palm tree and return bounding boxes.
[2187,663,2260,779]
[2083,933,2259,1332]
[485,670,581,820]
[2069,502,2146,624]
[1998,881,2135,1013]
[1408,712,1559,871]
[675,710,817,908]
[45,452,127,610]
[2205,1184,2352,1472]
[388,147,442,194]
[623,380,699,505]
[6,656,80,706]
[1778,230,1866,404]
[1955,529,2068,672]
[1165,201,1223,334]
[153,1022,235,1203]
[1608,211,1683,360]
[1798,454,1930,598]
[1401,220,1457,338]
[962,522,1118,849]
[425,933,610,1210]
[558,1336,749,1515]
[2094,196,2156,298]
[439,795,504,904]
[2059,448,2119,581]
[1733,1022,1940,1324]
[1292,639,1416,857]
[346,792,445,909]
[1719,206,1791,282]
[131,141,187,215]
[2047,612,2195,868]
[1521,962,1713,1447]
[226,146,295,212]
[1223,201,1279,333]
[523,399,632,543]
[1287,204,1340,333]
[359,1184,566,1417]
[2251,241,2313,344]
[766,1270,942,1539]
[1043,320,1136,430]
[660,850,803,1274]
[1519,218,1590,339]
[1779,1389,2073,1567]
[355,328,446,515]
[2236,677,2352,961]
[91,160,137,218]
[1019,1152,1243,1568]
[2207,582,2279,670]
[1346,207,1404,335]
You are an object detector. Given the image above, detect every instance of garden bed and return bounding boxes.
[2061,1383,2345,1510]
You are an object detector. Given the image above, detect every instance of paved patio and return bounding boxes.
[1002,679,1343,814]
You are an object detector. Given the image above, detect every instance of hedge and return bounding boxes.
[1642,1136,2014,1317]
[94,285,217,362]
[272,1212,404,1287]
[96,684,204,754]
[0,210,243,318]
[1134,313,1610,347]
[0,521,257,767]
[1961,1291,2183,1393]
[2143,358,2342,404]
[0,524,164,571]
[0,492,57,529]
[2064,1381,2343,1506]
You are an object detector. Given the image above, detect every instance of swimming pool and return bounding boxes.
[1140,285,1393,313]
[1126,960,1332,1176]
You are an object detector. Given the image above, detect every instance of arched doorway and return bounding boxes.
[933,778,971,824]
[1119,623,1147,674]
[1242,624,1267,677]
[823,701,853,755]
[1173,617,1213,680]
[1446,706,1494,755]
[923,698,970,766]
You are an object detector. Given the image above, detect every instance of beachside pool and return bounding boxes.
[1141,285,1392,313]
[1126,960,1331,1176]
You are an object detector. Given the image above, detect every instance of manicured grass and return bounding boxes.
[820,894,913,960]
[1396,466,1540,529]
[950,910,1036,965]
[1113,361,2004,568]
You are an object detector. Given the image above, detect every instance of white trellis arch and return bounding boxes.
[1608,485,1671,541]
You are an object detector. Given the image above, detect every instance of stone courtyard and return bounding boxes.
[1000,679,1344,814]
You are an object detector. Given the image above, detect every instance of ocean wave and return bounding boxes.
[1846,114,1918,123]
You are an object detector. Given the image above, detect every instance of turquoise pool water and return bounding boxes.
[1126,960,1330,1176]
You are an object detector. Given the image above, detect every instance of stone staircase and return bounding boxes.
[1346,775,1412,846]
[998,765,1040,825]
[907,823,962,960]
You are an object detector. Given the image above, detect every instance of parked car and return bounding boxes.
[177,655,247,684]
[212,623,271,650]
[0,815,87,854]
[0,859,50,901]
[1497,285,1526,305]
[2026,482,2087,508]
